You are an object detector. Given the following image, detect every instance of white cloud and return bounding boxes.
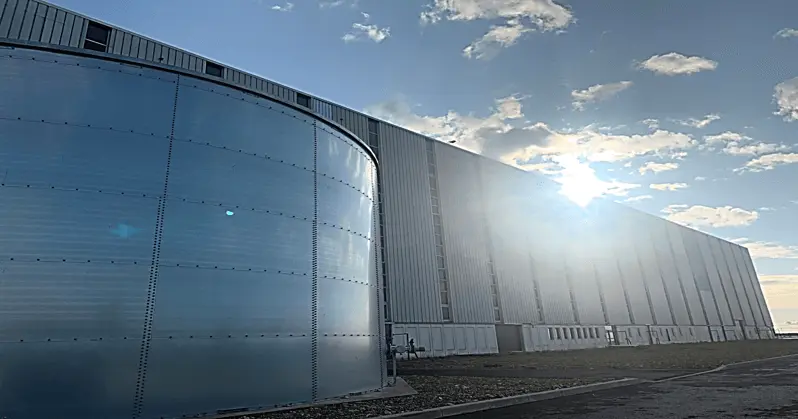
[420,0,574,28]
[703,131,788,156]
[650,183,689,191]
[640,118,660,130]
[421,0,573,56]
[320,0,345,7]
[704,131,750,144]
[342,13,390,43]
[737,153,798,173]
[732,238,798,259]
[662,205,758,228]
[271,1,293,11]
[623,194,653,203]
[775,28,798,38]
[366,96,697,170]
[571,81,633,111]
[676,113,720,128]
[638,161,679,175]
[637,52,718,76]
[774,77,798,122]
[694,176,706,181]
[463,19,531,59]
[724,142,789,156]
[320,0,359,8]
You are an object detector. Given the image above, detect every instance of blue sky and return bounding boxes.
[52,0,798,331]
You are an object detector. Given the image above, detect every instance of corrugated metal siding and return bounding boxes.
[331,104,369,143]
[720,241,756,325]
[728,244,763,326]
[740,247,774,328]
[525,188,577,326]
[679,228,721,326]
[666,223,708,325]
[566,235,607,325]
[630,213,673,325]
[379,125,439,324]
[610,210,654,325]
[479,160,539,325]
[649,218,691,325]
[696,233,735,325]
[589,214,631,325]
[708,236,744,323]
[731,245,766,327]
[434,143,493,324]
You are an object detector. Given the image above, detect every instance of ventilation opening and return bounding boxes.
[83,21,111,53]
[296,92,311,108]
[205,62,224,78]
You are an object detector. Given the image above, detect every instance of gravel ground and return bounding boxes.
[398,340,798,371]
[244,376,606,419]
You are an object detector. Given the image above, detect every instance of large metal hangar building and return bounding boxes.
[0,1,775,418]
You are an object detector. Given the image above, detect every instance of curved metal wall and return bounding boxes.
[0,47,381,419]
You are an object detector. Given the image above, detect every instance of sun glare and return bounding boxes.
[556,158,608,207]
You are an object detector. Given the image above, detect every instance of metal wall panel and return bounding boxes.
[0,47,382,419]
[728,244,764,326]
[478,161,539,324]
[723,241,763,326]
[610,209,654,325]
[0,49,172,419]
[708,236,744,323]
[16,0,35,41]
[739,247,774,328]
[679,228,722,326]
[733,245,767,327]
[524,186,577,326]
[720,241,756,326]
[378,124,440,323]
[6,0,24,39]
[434,143,494,324]
[629,213,673,325]
[666,223,708,325]
[588,204,632,325]
[566,236,607,325]
[0,0,14,37]
[696,233,735,325]
[648,218,691,325]
[0,340,142,419]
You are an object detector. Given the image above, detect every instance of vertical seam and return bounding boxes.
[310,120,319,402]
[131,74,179,419]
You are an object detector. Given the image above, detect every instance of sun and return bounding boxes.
[555,157,608,207]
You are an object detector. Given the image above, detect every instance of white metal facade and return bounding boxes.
[0,0,777,358]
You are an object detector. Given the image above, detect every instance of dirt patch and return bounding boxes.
[245,376,607,419]
[398,340,798,371]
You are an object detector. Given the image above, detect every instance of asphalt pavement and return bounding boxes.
[453,356,798,419]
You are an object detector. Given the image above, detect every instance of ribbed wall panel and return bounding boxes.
[526,190,577,326]
[696,233,735,325]
[731,245,766,327]
[379,125,439,323]
[739,247,774,328]
[720,241,755,325]
[725,243,760,326]
[566,236,606,325]
[648,219,691,325]
[666,223,708,325]
[679,228,721,326]
[630,213,673,325]
[434,144,493,324]
[589,225,631,324]
[478,161,539,324]
[708,236,744,323]
[611,211,654,325]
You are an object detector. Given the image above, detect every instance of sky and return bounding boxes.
[51,0,798,332]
